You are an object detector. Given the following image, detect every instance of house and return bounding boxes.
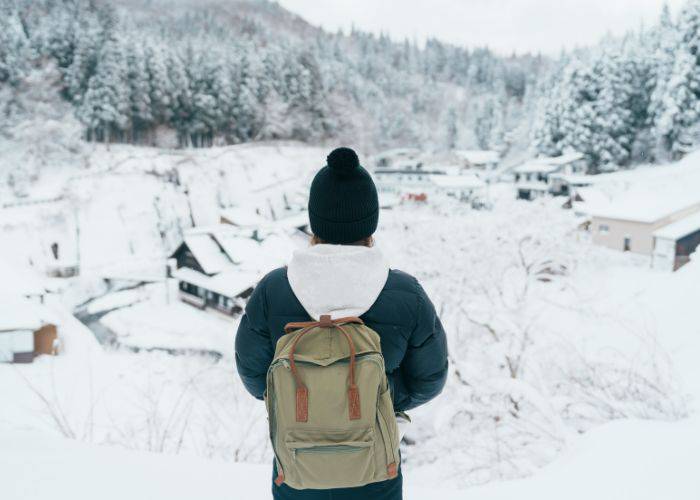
[513,153,587,200]
[373,162,443,197]
[0,259,48,304]
[372,148,423,169]
[550,174,594,198]
[590,193,700,256]
[430,174,486,203]
[220,207,311,240]
[169,227,297,316]
[451,150,500,170]
[652,212,700,271]
[0,295,58,363]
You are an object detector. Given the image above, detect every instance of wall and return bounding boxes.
[592,202,700,256]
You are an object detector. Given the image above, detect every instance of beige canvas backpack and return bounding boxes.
[265,315,400,490]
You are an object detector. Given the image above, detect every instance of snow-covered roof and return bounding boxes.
[452,150,500,164]
[514,152,585,174]
[0,295,48,332]
[172,267,260,298]
[551,174,595,186]
[374,148,421,160]
[516,182,550,191]
[537,152,585,166]
[431,174,485,189]
[513,162,562,175]
[183,234,231,275]
[219,207,267,227]
[590,191,700,224]
[269,212,309,231]
[214,235,263,266]
[0,258,46,298]
[653,212,700,240]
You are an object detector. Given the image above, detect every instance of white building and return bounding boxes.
[513,153,587,200]
[590,191,700,267]
[652,211,700,271]
[430,174,486,202]
[451,150,500,170]
[169,226,299,316]
[0,294,57,363]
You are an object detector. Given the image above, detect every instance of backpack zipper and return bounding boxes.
[292,444,366,459]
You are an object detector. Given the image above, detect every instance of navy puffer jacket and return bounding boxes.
[235,246,448,412]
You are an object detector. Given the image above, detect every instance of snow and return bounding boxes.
[0,256,47,298]
[219,206,268,227]
[589,188,700,223]
[652,210,700,240]
[431,173,486,189]
[2,417,698,500]
[452,149,500,165]
[101,293,236,354]
[513,162,562,174]
[182,234,232,275]
[0,295,47,332]
[171,267,260,298]
[514,153,585,174]
[3,139,700,499]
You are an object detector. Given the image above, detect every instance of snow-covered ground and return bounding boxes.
[3,416,698,500]
[2,141,700,499]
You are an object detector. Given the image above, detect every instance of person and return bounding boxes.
[235,147,448,500]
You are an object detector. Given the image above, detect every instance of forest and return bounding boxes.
[2,0,700,170]
[0,0,544,153]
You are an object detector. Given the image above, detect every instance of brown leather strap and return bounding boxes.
[288,325,315,422]
[285,315,364,422]
[337,324,361,420]
[284,315,364,334]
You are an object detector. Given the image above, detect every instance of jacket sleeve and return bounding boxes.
[395,281,448,412]
[235,277,274,400]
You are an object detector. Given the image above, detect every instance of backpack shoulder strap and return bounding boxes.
[284,315,364,334]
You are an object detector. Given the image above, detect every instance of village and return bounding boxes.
[2,143,700,364]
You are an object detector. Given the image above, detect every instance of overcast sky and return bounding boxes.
[276,0,685,55]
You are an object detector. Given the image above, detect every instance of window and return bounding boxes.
[599,224,609,234]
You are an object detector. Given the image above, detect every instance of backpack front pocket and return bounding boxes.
[284,428,376,489]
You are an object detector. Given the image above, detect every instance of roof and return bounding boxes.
[550,174,595,186]
[431,174,485,189]
[590,191,700,224]
[513,162,562,174]
[452,150,500,164]
[182,234,231,275]
[219,207,267,227]
[373,148,421,160]
[0,258,46,298]
[514,152,585,174]
[172,267,260,298]
[517,182,550,191]
[0,295,49,332]
[653,212,700,240]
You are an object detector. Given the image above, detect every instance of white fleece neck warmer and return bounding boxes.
[287,244,390,320]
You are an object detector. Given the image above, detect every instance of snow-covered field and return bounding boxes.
[2,142,700,499]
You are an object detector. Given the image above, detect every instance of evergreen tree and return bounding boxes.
[78,34,130,142]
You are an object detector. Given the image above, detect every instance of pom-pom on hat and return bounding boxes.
[307,147,379,244]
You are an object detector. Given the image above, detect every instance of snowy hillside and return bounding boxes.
[1,137,700,499]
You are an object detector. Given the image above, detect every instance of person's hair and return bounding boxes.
[310,235,374,247]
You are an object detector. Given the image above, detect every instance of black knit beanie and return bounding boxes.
[308,147,379,244]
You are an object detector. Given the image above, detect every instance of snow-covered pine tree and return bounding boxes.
[125,41,153,143]
[78,33,130,142]
[0,7,34,85]
[654,0,700,158]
